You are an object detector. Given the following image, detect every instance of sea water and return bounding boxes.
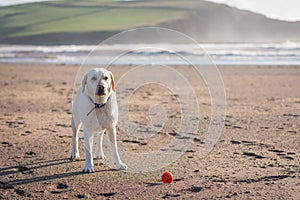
[0,42,300,66]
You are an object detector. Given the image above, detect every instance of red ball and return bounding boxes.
[161,171,173,183]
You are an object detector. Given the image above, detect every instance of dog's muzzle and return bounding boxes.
[96,85,106,96]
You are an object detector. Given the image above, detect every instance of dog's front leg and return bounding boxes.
[70,118,80,159]
[107,126,127,170]
[95,130,105,159]
[83,130,95,173]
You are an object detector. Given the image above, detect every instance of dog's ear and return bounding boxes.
[109,72,115,92]
[82,74,87,93]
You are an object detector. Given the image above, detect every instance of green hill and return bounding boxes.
[0,0,188,37]
[1,0,300,44]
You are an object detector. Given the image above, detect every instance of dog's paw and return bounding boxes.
[82,165,95,173]
[116,162,127,170]
[70,152,80,160]
[94,154,106,160]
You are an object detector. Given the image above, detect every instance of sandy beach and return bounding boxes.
[0,64,299,199]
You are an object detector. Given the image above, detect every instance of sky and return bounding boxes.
[205,0,300,21]
[0,0,300,22]
[0,0,52,6]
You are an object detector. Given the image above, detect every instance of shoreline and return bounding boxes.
[1,62,300,67]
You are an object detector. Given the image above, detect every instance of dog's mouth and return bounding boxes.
[95,92,106,97]
[96,91,106,96]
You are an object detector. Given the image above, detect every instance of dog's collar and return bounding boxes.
[86,95,111,116]
[94,96,110,108]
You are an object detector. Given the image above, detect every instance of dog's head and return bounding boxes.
[82,68,115,104]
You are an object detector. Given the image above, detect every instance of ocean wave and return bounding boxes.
[1,42,300,65]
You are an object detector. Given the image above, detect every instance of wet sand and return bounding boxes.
[0,64,299,199]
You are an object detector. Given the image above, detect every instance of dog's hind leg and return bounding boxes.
[70,116,81,159]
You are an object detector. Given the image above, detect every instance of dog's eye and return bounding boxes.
[91,76,97,81]
[103,76,108,81]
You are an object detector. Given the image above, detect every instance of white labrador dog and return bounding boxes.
[70,68,127,172]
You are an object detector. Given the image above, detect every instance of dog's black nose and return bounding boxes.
[97,85,105,95]
[98,85,104,90]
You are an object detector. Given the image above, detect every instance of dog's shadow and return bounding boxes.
[0,158,114,188]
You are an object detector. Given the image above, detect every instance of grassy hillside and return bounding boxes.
[1,0,299,44]
[0,0,189,37]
